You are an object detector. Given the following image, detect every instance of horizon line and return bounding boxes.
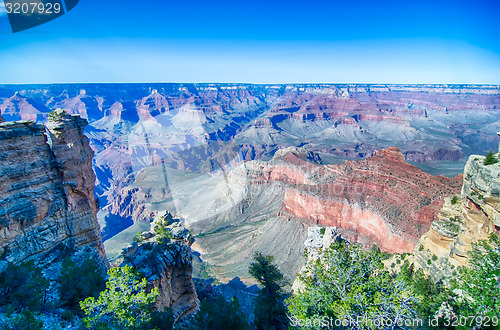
[1,82,500,87]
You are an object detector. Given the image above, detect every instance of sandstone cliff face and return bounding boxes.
[121,212,198,321]
[413,153,500,281]
[245,147,462,253]
[0,112,107,293]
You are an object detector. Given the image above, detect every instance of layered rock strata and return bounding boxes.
[1,83,499,241]
[413,152,500,281]
[245,147,462,253]
[0,111,108,295]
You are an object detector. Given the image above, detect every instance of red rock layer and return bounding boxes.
[250,147,462,253]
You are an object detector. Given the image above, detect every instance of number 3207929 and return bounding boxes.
[5,2,62,15]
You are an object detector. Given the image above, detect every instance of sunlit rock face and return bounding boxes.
[1,83,499,237]
[135,146,459,283]
[413,152,500,282]
[1,83,499,284]
[0,111,108,304]
[246,147,462,253]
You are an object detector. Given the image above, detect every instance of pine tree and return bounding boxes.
[286,241,417,329]
[484,150,498,165]
[249,252,289,330]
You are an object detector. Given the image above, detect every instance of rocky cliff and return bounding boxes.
[0,110,108,303]
[412,151,500,281]
[247,147,462,253]
[120,212,198,321]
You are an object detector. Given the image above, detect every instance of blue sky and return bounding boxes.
[0,0,499,84]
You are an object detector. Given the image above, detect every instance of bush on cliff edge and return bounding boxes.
[484,150,499,165]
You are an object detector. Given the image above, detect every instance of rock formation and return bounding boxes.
[0,111,108,304]
[1,83,499,241]
[413,151,500,281]
[291,226,345,293]
[120,212,198,321]
[247,147,462,253]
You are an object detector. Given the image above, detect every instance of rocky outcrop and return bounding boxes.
[0,112,108,302]
[413,153,500,281]
[120,212,198,321]
[291,226,345,292]
[247,147,462,253]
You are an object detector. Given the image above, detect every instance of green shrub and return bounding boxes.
[432,254,438,261]
[59,256,106,314]
[80,265,159,329]
[484,150,498,165]
[287,241,417,328]
[133,231,143,243]
[427,259,432,265]
[319,227,326,235]
[153,223,173,244]
[399,265,452,320]
[48,109,64,121]
[0,261,48,312]
[451,195,459,205]
[453,234,500,318]
[4,309,44,330]
[419,244,424,251]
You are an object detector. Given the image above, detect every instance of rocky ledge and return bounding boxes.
[120,211,198,322]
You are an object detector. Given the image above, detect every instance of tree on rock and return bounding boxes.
[249,252,289,330]
[484,150,499,165]
[286,241,417,329]
[454,234,500,318]
[80,265,158,329]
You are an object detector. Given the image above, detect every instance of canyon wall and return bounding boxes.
[246,147,462,253]
[0,110,108,303]
[1,84,499,239]
[413,151,500,281]
[0,110,199,320]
